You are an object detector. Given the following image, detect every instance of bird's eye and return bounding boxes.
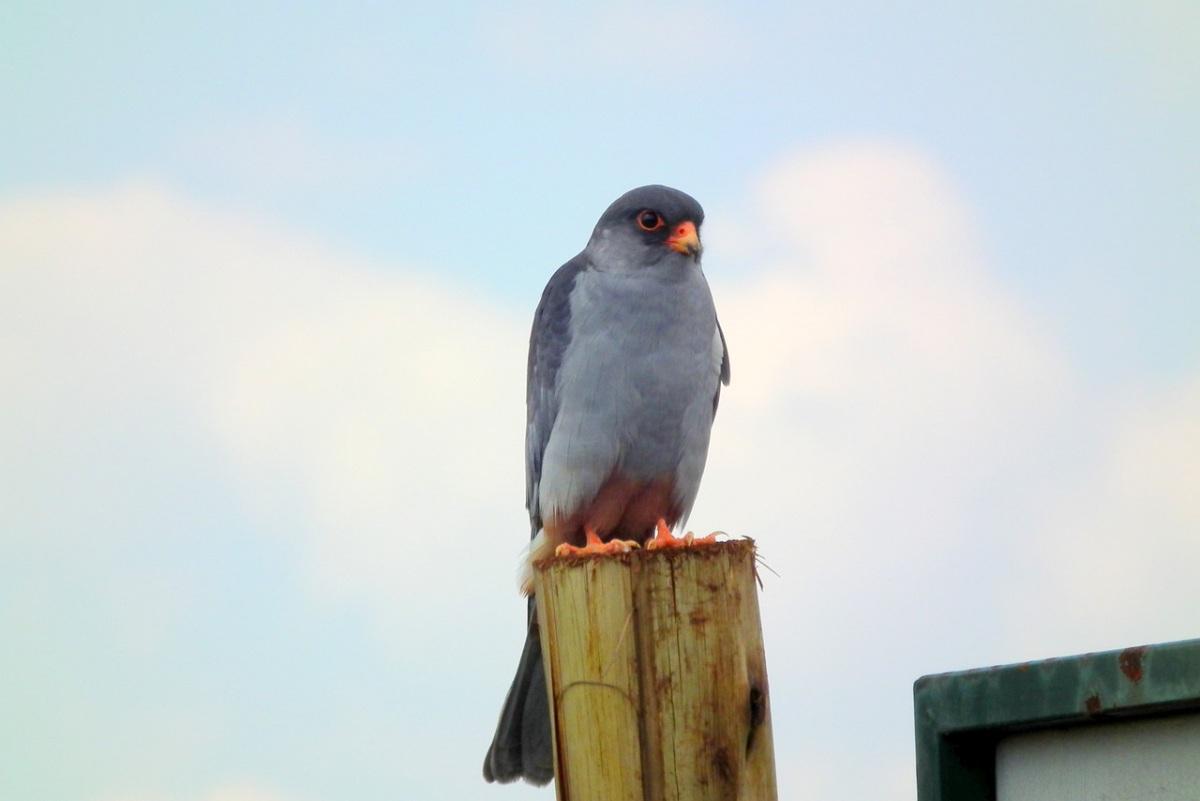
[636,210,665,232]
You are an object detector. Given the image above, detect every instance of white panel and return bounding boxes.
[997,713,1200,801]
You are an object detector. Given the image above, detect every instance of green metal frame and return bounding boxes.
[914,637,1200,800]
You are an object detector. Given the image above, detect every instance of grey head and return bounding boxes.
[585,184,705,274]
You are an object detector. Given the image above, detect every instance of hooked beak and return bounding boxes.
[665,220,701,257]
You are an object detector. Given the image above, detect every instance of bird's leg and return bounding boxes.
[554,526,640,558]
[647,518,718,550]
[647,518,684,550]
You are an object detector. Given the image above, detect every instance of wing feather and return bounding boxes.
[525,253,587,536]
[713,317,731,414]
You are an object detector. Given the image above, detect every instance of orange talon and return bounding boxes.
[647,519,719,550]
[555,527,639,558]
[647,518,682,550]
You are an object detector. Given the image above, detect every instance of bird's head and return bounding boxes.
[586,185,704,273]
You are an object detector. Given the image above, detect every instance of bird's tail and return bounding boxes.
[482,600,554,785]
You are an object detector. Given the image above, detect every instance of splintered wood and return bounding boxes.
[533,539,777,801]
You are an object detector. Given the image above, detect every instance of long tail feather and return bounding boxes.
[482,601,553,785]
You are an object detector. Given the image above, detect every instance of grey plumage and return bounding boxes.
[484,185,729,786]
[523,253,587,537]
[481,599,553,785]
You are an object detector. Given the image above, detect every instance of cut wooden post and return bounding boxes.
[533,539,777,801]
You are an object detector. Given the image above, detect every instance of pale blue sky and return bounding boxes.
[2,3,1198,801]
[6,2,1197,365]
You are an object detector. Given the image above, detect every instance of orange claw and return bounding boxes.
[646,519,719,550]
[555,527,640,558]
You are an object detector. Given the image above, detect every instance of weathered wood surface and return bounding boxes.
[533,539,776,801]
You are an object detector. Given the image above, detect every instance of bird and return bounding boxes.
[482,185,730,785]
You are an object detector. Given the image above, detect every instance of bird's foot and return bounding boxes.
[646,519,719,550]
[554,539,640,557]
[554,528,640,558]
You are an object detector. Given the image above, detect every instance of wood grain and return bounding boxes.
[534,539,777,801]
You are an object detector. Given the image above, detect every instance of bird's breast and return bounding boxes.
[555,268,718,471]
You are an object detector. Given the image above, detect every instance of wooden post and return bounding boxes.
[533,539,777,801]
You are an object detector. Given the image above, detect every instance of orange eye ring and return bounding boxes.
[636,210,665,232]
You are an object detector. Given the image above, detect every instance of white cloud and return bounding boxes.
[1008,373,1200,654]
[203,785,298,801]
[211,245,530,610]
[0,179,530,612]
[99,783,303,801]
[700,141,1070,578]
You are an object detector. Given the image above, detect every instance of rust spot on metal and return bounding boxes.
[746,685,766,754]
[1119,646,1147,683]
[1085,693,1102,715]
